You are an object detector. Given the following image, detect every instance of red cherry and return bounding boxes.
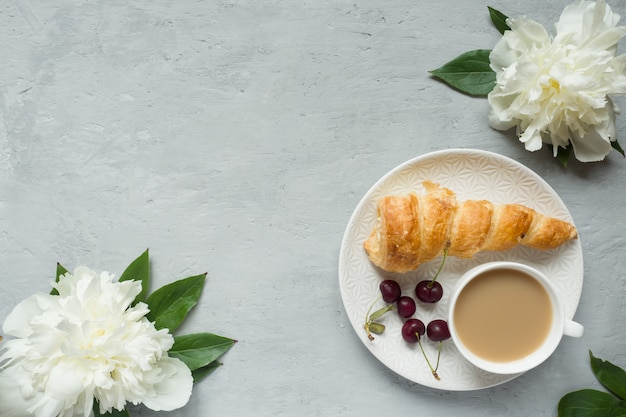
[401,319,426,343]
[396,296,416,318]
[415,280,444,303]
[379,280,401,303]
[427,319,451,342]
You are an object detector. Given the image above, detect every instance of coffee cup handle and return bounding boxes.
[564,320,584,338]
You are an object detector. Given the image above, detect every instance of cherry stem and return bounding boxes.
[417,335,442,381]
[364,295,395,340]
[364,295,381,340]
[427,247,448,288]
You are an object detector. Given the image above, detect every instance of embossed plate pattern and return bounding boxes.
[338,149,583,391]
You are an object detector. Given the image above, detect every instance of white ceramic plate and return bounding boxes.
[338,148,583,391]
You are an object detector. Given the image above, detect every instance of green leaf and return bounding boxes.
[590,351,626,400]
[191,360,223,383]
[611,140,625,157]
[169,332,236,371]
[429,50,496,96]
[558,389,626,417]
[56,262,69,280]
[145,274,206,331]
[368,322,385,334]
[51,262,69,295]
[556,144,573,167]
[119,249,150,305]
[488,6,510,35]
[369,304,394,321]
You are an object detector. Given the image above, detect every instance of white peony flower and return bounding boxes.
[488,0,626,162]
[0,267,193,417]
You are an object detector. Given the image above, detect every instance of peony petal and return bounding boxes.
[48,365,84,400]
[2,294,45,337]
[488,109,517,131]
[555,0,596,40]
[33,398,64,417]
[509,17,551,49]
[569,103,615,161]
[608,55,626,93]
[547,120,573,152]
[142,357,193,412]
[519,126,544,152]
[490,32,521,72]
[0,366,38,417]
[582,26,626,52]
[490,17,550,72]
[556,0,626,53]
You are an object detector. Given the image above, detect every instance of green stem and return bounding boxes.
[365,295,381,320]
[364,295,382,341]
[418,336,442,381]
[428,247,448,289]
[434,341,442,373]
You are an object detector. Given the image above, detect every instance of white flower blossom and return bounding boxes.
[488,0,626,162]
[0,267,193,417]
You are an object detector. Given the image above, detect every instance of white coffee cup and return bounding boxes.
[447,261,583,374]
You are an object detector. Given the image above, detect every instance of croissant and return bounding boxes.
[363,181,578,273]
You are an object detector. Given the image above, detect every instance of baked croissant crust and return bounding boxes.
[363,181,578,273]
